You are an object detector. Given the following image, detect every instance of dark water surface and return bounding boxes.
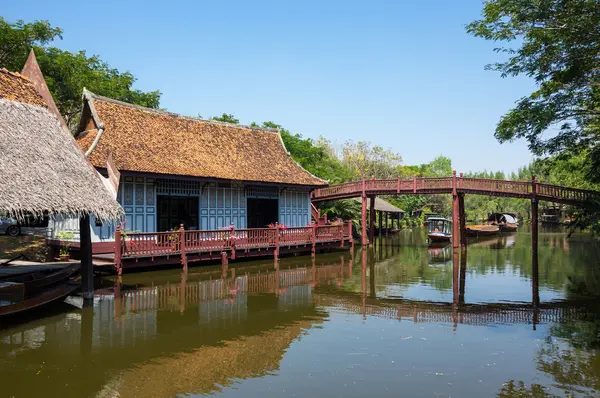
[2,227,600,397]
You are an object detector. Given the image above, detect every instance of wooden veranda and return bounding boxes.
[104,223,353,274]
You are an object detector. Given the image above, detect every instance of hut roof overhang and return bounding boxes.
[354,197,404,213]
[76,91,328,188]
[0,70,123,222]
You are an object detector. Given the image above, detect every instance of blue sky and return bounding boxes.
[4,0,537,174]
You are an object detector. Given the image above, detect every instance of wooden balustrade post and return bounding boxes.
[413,175,417,193]
[340,223,345,248]
[274,223,280,259]
[312,223,317,256]
[459,172,463,190]
[230,224,236,260]
[179,224,187,271]
[114,225,122,276]
[397,176,401,193]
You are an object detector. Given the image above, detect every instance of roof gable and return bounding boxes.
[76,92,327,186]
[21,49,69,131]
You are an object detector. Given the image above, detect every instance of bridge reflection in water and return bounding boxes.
[0,242,592,397]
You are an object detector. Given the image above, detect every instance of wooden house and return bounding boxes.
[53,90,327,243]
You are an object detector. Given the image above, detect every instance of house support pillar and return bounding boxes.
[80,215,94,300]
[385,212,389,236]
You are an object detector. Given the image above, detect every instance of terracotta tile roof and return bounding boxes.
[77,92,327,186]
[0,69,47,107]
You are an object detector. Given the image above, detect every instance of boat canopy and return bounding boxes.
[488,213,517,224]
[428,218,452,234]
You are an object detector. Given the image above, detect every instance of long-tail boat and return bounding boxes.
[466,224,500,237]
[487,213,518,233]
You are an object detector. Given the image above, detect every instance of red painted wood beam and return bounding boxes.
[369,196,376,246]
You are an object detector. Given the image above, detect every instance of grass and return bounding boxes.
[0,235,49,262]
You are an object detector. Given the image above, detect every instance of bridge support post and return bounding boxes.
[369,196,376,246]
[452,171,459,249]
[459,249,466,305]
[361,195,368,246]
[378,210,382,237]
[532,175,539,257]
[458,193,466,247]
[532,197,538,256]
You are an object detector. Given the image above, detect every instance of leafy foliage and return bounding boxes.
[0,17,62,71]
[467,0,600,183]
[0,17,160,131]
[212,113,240,124]
[37,48,160,129]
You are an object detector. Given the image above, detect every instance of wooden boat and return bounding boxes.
[466,224,500,237]
[0,263,80,296]
[487,213,518,233]
[0,280,78,317]
[427,217,452,243]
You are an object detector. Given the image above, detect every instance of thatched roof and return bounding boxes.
[0,97,123,221]
[354,197,404,213]
[75,91,327,187]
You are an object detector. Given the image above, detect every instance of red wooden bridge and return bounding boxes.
[311,172,600,248]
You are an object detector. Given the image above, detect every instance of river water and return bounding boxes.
[1,227,600,397]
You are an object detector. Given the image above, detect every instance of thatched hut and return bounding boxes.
[0,59,122,296]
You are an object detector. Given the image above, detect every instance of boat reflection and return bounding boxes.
[468,234,516,249]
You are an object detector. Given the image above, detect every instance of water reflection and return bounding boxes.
[1,228,599,397]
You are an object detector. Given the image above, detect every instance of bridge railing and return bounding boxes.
[459,178,531,195]
[537,183,598,203]
[421,177,453,190]
[311,175,600,205]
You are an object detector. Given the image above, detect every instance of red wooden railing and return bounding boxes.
[312,175,600,204]
[113,223,352,273]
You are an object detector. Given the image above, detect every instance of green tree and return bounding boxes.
[0,17,62,71]
[251,121,353,183]
[38,48,160,129]
[0,18,161,131]
[467,0,600,182]
[212,113,239,124]
[341,140,402,180]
